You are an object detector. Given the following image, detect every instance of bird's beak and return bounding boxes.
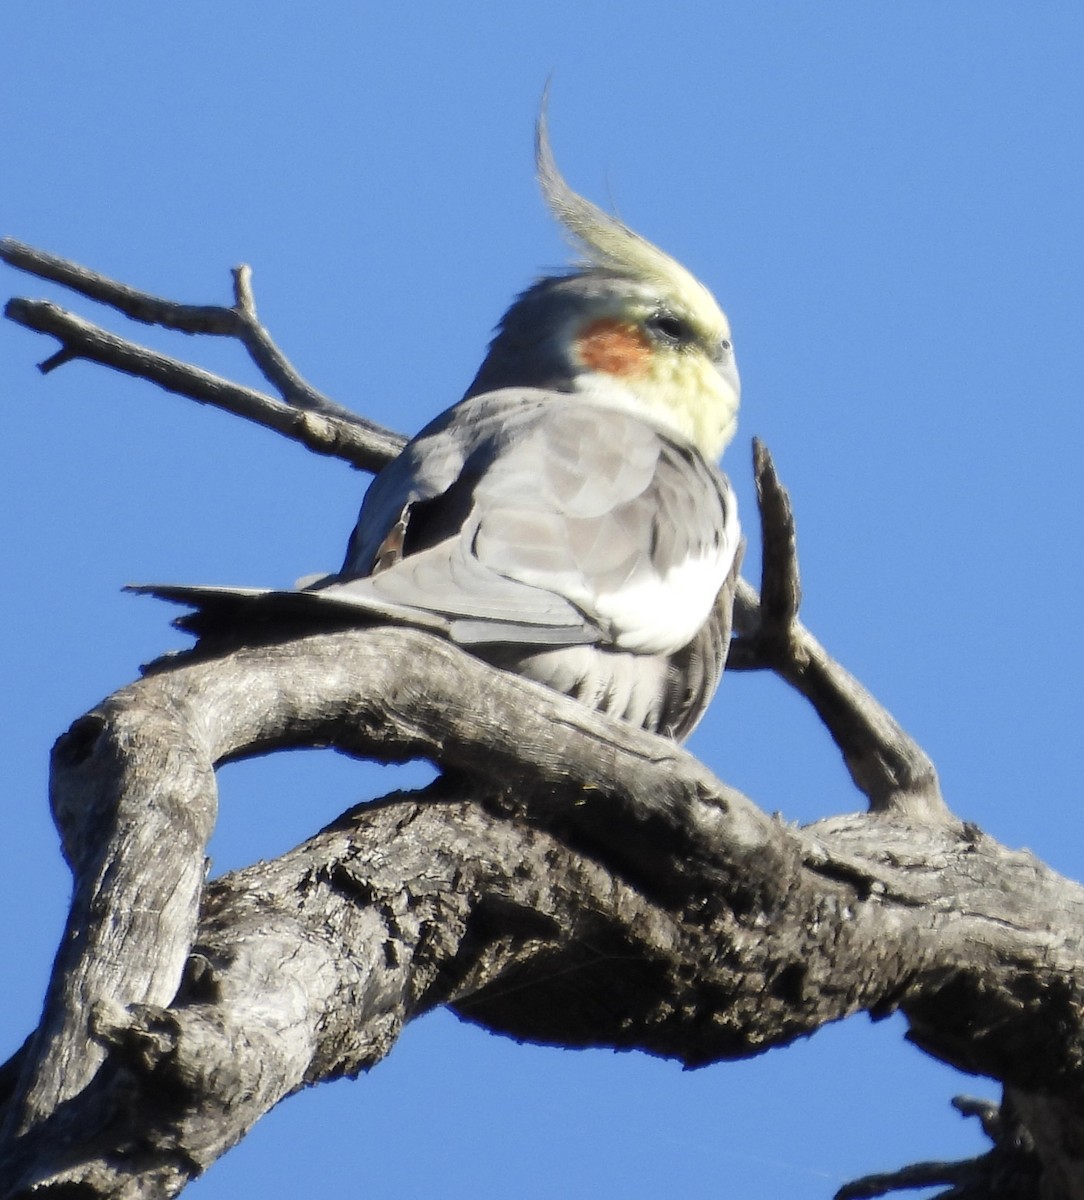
[715,355,741,404]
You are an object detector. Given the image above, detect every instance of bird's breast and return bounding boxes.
[595,541,738,654]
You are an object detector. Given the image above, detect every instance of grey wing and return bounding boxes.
[463,402,740,654]
[131,389,594,643]
[320,395,739,652]
[133,388,739,661]
[311,389,611,644]
[341,388,558,577]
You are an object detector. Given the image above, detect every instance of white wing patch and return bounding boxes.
[596,534,739,655]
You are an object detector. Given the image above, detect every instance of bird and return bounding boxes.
[135,112,742,742]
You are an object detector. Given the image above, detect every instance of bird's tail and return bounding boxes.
[125,582,452,641]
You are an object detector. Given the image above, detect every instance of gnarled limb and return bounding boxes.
[1,628,1083,1196]
[4,243,1081,1198]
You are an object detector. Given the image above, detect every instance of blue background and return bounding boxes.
[3,5,1082,1196]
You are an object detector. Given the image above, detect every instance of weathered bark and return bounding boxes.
[2,628,1084,1196]
[4,240,1084,1199]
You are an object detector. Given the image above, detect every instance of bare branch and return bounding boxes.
[2,238,235,334]
[837,1092,1043,1200]
[836,1159,972,1200]
[753,435,802,634]
[2,628,1084,1195]
[5,297,404,472]
[1,238,406,472]
[10,243,1072,1195]
[3,237,349,418]
[730,442,947,822]
[227,261,328,409]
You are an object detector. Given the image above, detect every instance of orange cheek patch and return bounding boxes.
[575,318,653,377]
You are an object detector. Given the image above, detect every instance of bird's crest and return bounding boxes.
[535,107,729,344]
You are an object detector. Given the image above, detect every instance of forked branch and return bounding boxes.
[1,239,404,472]
[4,243,1079,1200]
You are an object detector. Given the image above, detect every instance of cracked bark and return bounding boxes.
[3,241,1084,1200]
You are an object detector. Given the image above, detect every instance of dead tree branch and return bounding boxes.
[2,628,1084,1196]
[731,441,945,822]
[3,243,1081,1199]
[1,239,404,472]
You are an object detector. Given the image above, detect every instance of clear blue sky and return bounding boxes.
[3,5,1083,1197]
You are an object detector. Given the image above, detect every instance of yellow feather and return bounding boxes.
[535,107,730,347]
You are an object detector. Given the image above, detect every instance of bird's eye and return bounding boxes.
[645,314,694,345]
[719,339,732,354]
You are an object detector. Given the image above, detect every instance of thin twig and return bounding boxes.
[835,1158,971,1200]
[5,298,404,473]
[1,238,231,333]
[225,262,341,414]
[1,238,356,420]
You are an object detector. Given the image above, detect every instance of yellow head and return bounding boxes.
[466,111,739,462]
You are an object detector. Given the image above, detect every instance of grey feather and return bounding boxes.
[133,389,739,738]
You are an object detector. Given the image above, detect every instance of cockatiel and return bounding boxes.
[137,115,742,742]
